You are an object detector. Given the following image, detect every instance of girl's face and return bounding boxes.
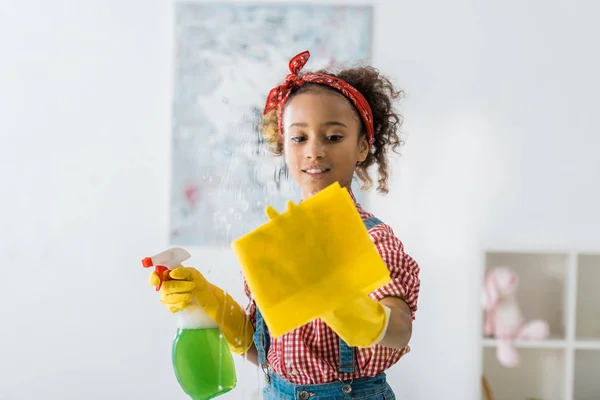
[282,89,369,199]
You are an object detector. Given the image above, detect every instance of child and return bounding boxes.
[151,50,420,399]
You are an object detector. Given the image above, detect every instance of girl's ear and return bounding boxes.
[358,135,369,162]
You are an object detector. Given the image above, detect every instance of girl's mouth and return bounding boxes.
[302,168,331,179]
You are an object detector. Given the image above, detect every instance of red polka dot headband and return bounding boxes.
[263,50,375,147]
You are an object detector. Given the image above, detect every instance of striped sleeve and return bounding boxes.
[368,224,420,320]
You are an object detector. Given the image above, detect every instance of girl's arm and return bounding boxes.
[377,296,413,349]
[243,343,259,366]
[367,224,420,349]
[240,277,260,366]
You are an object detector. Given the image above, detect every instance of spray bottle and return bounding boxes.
[142,247,236,400]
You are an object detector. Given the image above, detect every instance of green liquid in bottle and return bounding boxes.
[172,328,236,400]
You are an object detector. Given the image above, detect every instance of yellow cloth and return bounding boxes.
[321,296,391,348]
[231,182,392,338]
[149,267,254,355]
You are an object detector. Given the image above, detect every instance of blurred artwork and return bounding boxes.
[170,3,372,245]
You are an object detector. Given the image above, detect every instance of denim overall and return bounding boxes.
[254,216,396,400]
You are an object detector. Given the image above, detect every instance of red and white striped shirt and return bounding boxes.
[243,192,420,384]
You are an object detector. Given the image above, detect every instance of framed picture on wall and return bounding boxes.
[169,3,373,245]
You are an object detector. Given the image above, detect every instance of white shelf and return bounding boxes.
[576,254,600,341]
[483,347,565,400]
[574,340,600,350]
[482,338,566,349]
[483,338,600,350]
[484,251,568,339]
[480,250,600,400]
[574,350,600,400]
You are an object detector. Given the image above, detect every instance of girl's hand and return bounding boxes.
[148,266,255,355]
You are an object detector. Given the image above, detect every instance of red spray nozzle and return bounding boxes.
[142,259,170,291]
[142,248,191,291]
[142,257,153,268]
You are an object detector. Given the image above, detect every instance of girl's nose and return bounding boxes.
[305,139,325,159]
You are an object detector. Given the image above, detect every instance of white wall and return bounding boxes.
[367,0,600,398]
[1,0,598,399]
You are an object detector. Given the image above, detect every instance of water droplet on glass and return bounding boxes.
[218,385,223,391]
[240,200,249,211]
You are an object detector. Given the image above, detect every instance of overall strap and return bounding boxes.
[254,308,270,366]
[363,216,383,231]
[337,339,355,373]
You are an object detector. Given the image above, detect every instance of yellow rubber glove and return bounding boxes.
[149,267,254,355]
[320,296,391,348]
[265,199,297,219]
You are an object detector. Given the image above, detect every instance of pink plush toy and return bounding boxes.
[482,266,550,367]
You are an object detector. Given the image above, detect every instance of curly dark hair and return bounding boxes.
[259,65,404,194]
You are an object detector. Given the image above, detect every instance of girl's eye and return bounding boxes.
[327,134,343,142]
[290,136,306,143]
